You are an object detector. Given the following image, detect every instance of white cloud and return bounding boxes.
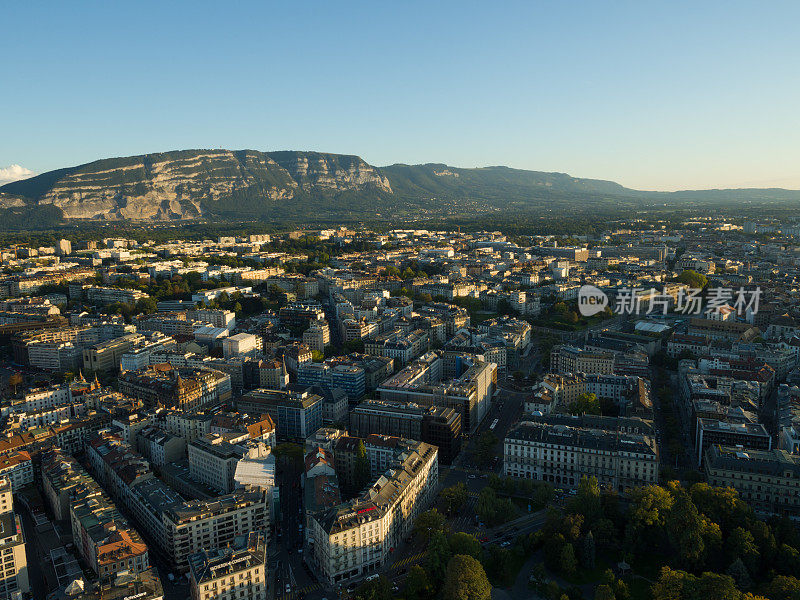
[0,164,35,185]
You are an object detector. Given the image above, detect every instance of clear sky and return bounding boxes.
[2,1,799,191]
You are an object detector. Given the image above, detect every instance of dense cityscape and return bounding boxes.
[0,221,797,600]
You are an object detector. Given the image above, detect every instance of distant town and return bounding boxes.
[0,220,799,600]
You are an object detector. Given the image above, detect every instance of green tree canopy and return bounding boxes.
[448,532,481,560]
[405,565,433,600]
[676,269,708,289]
[442,555,492,600]
[414,509,446,542]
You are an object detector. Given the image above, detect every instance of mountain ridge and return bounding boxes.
[2,148,800,226]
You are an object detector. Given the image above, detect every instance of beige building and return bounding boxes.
[504,419,659,493]
[83,333,144,372]
[307,440,438,584]
[550,345,615,375]
[303,320,331,353]
[0,478,29,598]
[188,533,267,600]
[705,445,800,517]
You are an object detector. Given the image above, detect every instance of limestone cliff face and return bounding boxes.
[268,151,392,193]
[1,149,391,220]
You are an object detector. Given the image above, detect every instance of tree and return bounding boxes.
[482,544,514,584]
[568,476,602,524]
[581,531,596,569]
[665,489,720,569]
[567,392,601,415]
[442,555,492,600]
[726,527,759,573]
[353,440,371,491]
[449,532,481,559]
[625,484,675,550]
[652,567,744,600]
[726,557,753,591]
[8,372,22,394]
[594,585,615,600]
[414,509,446,542]
[559,543,577,577]
[426,530,452,582]
[476,431,498,467]
[440,482,468,515]
[354,575,392,600]
[476,487,498,525]
[405,565,433,600]
[135,296,157,314]
[761,575,800,600]
[311,350,324,362]
[775,543,800,576]
[676,269,708,290]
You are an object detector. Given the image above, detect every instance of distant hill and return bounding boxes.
[1,149,799,227]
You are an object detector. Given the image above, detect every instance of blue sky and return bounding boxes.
[1,1,798,190]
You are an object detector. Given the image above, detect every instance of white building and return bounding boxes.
[222,333,261,359]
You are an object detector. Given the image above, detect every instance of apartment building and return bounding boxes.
[377,352,495,433]
[0,478,29,598]
[705,445,800,517]
[17,384,71,412]
[83,433,269,573]
[137,426,187,467]
[303,320,331,353]
[503,420,659,493]
[188,433,249,494]
[41,450,104,520]
[188,533,267,600]
[298,361,366,402]
[85,286,150,306]
[157,488,268,572]
[237,389,323,441]
[306,441,438,584]
[118,364,232,410]
[342,318,378,343]
[695,419,772,466]
[188,308,236,330]
[0,451,33,492]
[162,410,213,443]
[70,494,151,582]
[257,359,289,389]
[83,333,145,372]
[550,345,615,375]
[350,400,463,464]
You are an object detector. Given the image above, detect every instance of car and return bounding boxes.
[298,548,303,554]
[468,474,476,479]
[479,535,489,542]
[285,584,291,593]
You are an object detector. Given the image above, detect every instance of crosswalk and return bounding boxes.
[452,495,478,530]
[389,551,426,570]
[277,582,322,599]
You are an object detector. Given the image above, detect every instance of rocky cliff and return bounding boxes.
[0,149,392,220]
